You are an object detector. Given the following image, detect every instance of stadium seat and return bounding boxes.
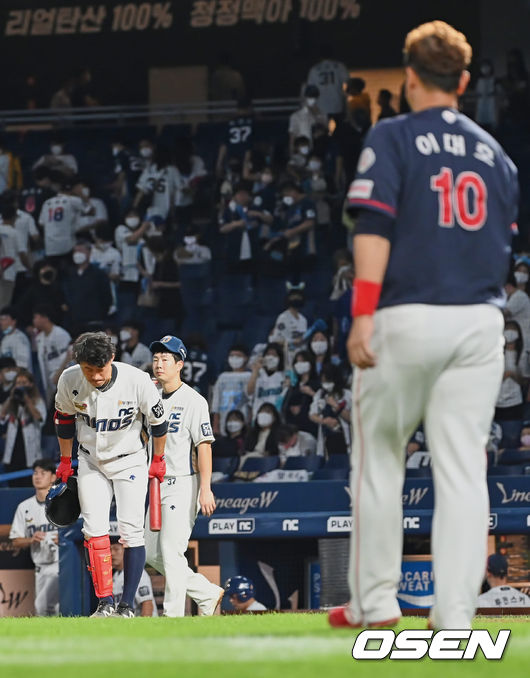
[499,420,523,448]
[324,455,350,469]
[487,465,524,476]
[498,448,530,465]
[212,457,239,476]
[283,455,323,472]
[312,468,349,481]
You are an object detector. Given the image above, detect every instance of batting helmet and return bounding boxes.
[224,576,255,602]
[45,476,81,528]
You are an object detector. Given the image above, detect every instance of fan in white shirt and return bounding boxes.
[73,181,109,233]
[33,305,71,406]
[120,321,151,370]
[134,145,177,220]
[38,188,85,257]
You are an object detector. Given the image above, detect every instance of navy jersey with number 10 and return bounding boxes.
[348,107,519,309]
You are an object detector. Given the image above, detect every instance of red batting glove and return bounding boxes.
[149,454,166,482]
[56,456,73,483]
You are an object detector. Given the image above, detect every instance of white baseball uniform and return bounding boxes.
[36,324,71,405]
[477,585,530,608]
[306,59,349,115]
[122,342,152,371]
[10,495,59,616]
[13,209,38,274]
[113,567,158,616]
[55,362,166,547]
[115,224,141,283]
[0,328,32,370]
[38,193,84,256]
[145,382,221,617]
[136,164,177,219]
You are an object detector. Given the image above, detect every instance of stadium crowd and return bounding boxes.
[0,50,529,486]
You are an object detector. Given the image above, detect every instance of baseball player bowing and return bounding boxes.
[145,335,224,617]
[54,332,167,618]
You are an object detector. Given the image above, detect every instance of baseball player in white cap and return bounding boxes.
[145,335,224,617]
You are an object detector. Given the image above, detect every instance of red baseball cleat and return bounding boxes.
[328,605,400,629]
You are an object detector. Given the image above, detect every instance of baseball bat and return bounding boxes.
[149,477,161,532]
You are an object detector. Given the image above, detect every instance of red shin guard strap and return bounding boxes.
[84,535,113,598]
[352,279,382,317]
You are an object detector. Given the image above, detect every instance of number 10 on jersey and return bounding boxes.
[430,167,487,230]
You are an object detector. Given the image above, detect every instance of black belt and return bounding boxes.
[80,445,131,459]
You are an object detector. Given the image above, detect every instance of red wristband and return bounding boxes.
[352,279,382,317]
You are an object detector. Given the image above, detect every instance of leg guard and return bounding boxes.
[84,535,113,598]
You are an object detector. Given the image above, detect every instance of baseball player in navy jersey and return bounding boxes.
[54,332,167,618]
[144,336,224,617]
[329,21,519,631]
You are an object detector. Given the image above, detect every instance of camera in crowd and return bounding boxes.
[12,386,28,403]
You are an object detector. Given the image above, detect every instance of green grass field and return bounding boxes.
[0,614,528,678]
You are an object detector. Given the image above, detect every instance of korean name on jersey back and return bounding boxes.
[348,108,518,308]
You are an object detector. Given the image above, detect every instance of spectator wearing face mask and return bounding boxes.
[213,409,248,458]
[114,209,150,322]
[134,144,177,220]
[250,166,277,216]
[18,261,67,329]
[1,369,46,485]
[282,350,319,437]
[513,260,530,294]
[62,242,112,329]
[73,180,109,234]
[38,177,86,266]
[175,227,211,266]
[495,320,525,421]
[504,271,530,351]
[247,343,286,421]
[289,86,328,154]
[309,363,351,456]
[211,345,251,435]
[120,321,151,370]
[245,403,281,457]
[33,138,78,177]
[91,224,121,281]
[308,330,331,376]
[277,423,317,464]
[0,307,32,370]
[518,423,530,450]
[0,357,17,404]
[269,287,308,368]
[267,182,316,287]
[287,136,312,182]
